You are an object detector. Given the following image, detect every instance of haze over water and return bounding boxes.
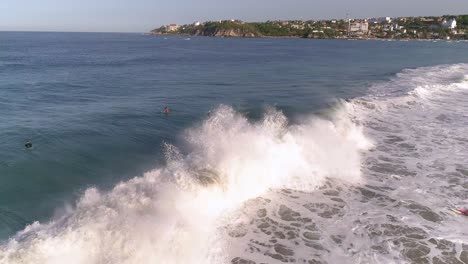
[1,32,468,263]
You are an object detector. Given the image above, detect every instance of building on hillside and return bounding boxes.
[167,24,180,31]
[368,17,392,24]
[291,24,305,29]
[383,24,394,32]
[420,18,435,25]
[442,19,457,29]
[395,24,405,31]
[193,21,201,26]
[350,22,369,33]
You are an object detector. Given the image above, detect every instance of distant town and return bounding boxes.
[151,15,468,40]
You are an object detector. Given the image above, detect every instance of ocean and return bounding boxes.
[0,32,468,263]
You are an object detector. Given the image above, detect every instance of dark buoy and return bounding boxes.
[164,106,170,114]
[25,140,32,149]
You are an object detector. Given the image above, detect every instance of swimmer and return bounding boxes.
[25,140,32,149]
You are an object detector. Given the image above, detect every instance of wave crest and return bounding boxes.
[0,105,370,264]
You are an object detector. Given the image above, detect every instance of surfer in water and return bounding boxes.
[457,208,468,216]
[25,140,32,149]
[450,207,468,216]
[164,106,170,114]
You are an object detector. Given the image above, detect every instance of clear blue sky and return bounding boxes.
[1,0,467,32]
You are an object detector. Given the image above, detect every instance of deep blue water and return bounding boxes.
[1,32,468,239]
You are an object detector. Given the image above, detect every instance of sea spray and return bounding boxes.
[0,105,371,264]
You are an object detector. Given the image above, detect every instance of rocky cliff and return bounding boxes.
[151,21,261,38]
[194,28,259,37]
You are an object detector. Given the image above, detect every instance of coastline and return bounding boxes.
[147,32,468,42]
[151,15,468,41]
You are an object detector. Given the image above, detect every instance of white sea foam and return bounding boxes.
[3,63,468,264]
[0,106,371,264]
[221,63,468,264]
[339,63,468,262]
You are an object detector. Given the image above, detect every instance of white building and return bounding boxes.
[395,24,405,31]
[368,17,392,24]
[350,22,369,33]
[291,24,305,29]
[167,24,180,31]
[193,21,201,26]
[442,19,457,29]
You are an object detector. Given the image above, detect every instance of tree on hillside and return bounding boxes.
[458,15,468,26]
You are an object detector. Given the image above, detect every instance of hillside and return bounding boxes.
[151,15,468,39]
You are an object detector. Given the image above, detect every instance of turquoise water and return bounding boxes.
[1,32,468,263]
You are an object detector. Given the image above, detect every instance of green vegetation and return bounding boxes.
[250,22,289,36]
[458,15,468,26]
[151,15,468,40]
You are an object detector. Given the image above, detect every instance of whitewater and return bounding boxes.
[1,63,468,264]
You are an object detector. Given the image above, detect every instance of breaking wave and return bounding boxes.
[222,63,468,264]
[0,105,371,264]
[3,63,468,264]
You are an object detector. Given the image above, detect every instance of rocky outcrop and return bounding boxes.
[194,28,259,37]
